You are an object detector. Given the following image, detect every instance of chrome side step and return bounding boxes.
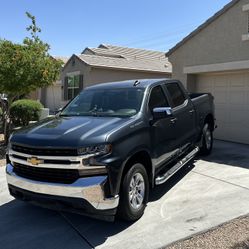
[155,147,199,185]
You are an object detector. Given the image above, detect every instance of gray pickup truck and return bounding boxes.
[6,79,215,221]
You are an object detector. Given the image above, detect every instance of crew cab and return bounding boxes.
[6,79,215,221]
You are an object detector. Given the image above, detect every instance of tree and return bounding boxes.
[0,12,62,143]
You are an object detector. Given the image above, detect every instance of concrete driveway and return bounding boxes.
[1,140,249,249]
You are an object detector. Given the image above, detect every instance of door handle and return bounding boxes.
[189,109,195,114]
[170,118,177,124]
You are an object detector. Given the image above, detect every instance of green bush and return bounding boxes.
[10,99,43,126]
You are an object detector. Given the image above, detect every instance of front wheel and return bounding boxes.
[200,123,213,156]
[118,163,149,221]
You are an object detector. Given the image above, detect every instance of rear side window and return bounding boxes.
[148,86,169,112]
[166,83,186,108]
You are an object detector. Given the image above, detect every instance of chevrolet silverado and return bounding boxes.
[6,79,215,221]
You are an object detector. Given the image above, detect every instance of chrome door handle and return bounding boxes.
[189,109,195,114]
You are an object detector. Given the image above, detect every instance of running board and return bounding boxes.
[155,147,199,185]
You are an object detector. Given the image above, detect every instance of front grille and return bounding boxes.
[12,144,78,156]
[13,163,80,184]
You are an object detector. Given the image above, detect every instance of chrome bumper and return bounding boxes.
[6,164,119,210]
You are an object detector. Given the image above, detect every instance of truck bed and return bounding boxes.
[189,92,214,133]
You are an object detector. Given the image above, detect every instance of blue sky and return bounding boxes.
[0,0,231,56]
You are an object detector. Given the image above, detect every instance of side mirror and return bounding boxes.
[152,107,173,120]
[55,107,63,116]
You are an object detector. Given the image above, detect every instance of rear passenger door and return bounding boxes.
[163,82,196,149]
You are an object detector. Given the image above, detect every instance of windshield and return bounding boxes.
[61,88,145,117]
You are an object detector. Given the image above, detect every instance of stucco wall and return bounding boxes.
[43,84,62,112]
[61,55,91,85]
[169,0,249,87]
[60,55,91,105]
[87,67,170,87]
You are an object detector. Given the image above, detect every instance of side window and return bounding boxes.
[148,86,169,112]
[166,83,186,108]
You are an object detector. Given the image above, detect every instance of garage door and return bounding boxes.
[196,72,249,144]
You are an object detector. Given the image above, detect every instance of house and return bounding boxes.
[29,56,69,113]
[40,57,69,112]
[61,44,171,106]
[166,0,249,145]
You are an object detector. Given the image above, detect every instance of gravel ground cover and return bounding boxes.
[166,215,249,249]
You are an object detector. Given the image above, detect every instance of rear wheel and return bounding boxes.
[118,163,149,221]
[200,123,213,156]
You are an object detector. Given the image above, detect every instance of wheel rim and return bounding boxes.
[205,128,212,150]
[129,172,145,210]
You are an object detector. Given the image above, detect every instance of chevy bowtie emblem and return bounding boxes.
[27,157,43,166]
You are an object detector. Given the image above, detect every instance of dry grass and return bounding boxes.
[166,216,249,249]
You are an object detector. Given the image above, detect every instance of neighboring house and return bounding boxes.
[40,56,69,112]
[61,44,171,106]
[166,0,249,145]
[29,57,69,113]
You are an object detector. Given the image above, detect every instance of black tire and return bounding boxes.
[118,163,149,221]
[200,123,213,156]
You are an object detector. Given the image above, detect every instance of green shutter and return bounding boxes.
[64,76,68,100]
[79,74,83,91]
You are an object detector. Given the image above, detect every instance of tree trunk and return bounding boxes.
[3,106,10,145]
[1,96,14,145]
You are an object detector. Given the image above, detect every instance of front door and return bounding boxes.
[148,85,179,169]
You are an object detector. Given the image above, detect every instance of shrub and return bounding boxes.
[10,99,43,126]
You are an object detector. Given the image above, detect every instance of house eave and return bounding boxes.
[184,60,249,74]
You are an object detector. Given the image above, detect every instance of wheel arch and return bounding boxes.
[204,113,215,131]
[121,149,153,189]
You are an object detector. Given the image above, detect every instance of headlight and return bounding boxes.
[77,144,112,156]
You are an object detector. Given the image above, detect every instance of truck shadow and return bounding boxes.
[0,199,95,249]
[199,140,249,170]
[149,162,195,202]
[0,162,196,249]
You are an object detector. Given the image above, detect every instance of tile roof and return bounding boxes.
[166,0,240,56]
[77,53,171,73]
[53,56,69,64]
[83,47,125,58]
[77,44,171,73]
[98,44,167,60]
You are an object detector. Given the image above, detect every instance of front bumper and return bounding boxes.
[6,164,119,213]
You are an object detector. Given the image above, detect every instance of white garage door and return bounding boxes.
[196,72,249,144]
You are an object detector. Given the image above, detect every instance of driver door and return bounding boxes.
[148,85,179,170]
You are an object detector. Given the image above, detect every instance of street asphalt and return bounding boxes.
[0,140,249,249]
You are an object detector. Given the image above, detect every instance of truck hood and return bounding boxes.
[11,116,134,148]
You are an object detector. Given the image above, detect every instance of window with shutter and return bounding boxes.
[64,76,68,101]
[65,74,83,100]
[242,4,249,41]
